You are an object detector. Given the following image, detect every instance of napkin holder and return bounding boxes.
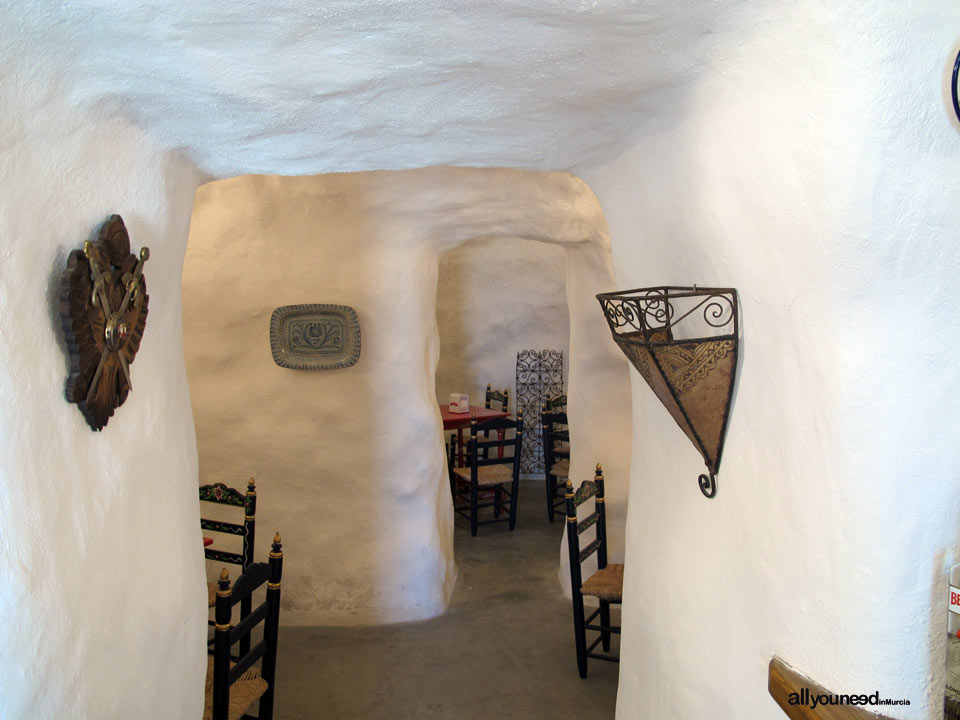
[448,393,470,413]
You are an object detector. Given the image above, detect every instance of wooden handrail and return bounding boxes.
[768,657,896,720]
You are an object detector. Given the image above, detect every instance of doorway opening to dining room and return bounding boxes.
[435,234,570,485]
[181,166,632,632]
[429,180,632,600]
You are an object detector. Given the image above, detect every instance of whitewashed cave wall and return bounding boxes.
[435,237,570,427]
[581,3,960,718]
[183,167,631,626]
[0,43,206,720]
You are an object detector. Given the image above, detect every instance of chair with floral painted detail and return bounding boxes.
[205,533,284,720]
[542,396,570,522]
[565,464,622,678]
[200,478,257,602]
[450,410,524,536]
[484,383,510,414]
[480,383,511,461]
[200,478,257,655]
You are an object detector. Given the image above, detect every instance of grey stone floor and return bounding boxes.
[272,479,620,719]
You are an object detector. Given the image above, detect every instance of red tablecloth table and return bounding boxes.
[439,404,510,465]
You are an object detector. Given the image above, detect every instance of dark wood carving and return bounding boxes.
[59,215,149,431]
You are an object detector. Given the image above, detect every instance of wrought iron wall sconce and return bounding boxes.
[597,287,739,498]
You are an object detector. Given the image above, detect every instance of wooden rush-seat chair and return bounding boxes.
[481,383,511,460]
[484,383,509,413]
[447,432,460,470]
[542,397,570,522]
[201,478,257,608]
[201,478,258,658]
[565,464,622,678]
[450,410,524,536]
[205,533,284,720]
[545,393,569,445]
[545,393,567,413]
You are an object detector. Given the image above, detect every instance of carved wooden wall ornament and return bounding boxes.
[59,215,149,431]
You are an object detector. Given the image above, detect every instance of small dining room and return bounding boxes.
[434,232,571,535]
[182,167,634,717]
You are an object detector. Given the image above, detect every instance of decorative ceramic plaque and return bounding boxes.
[270,304,360,370]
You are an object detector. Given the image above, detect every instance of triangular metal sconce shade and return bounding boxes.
[597,287,739,498]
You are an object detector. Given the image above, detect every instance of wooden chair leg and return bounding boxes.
[508,476,520,531]
[470,481,479,537]
[600,599,612,652]
[571,591,588,678]
[239,595,252,657]
[545,474,555,522]
[447,435,458,502]
[494,485,502,518]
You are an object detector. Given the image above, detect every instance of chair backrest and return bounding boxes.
[466,410,524,479]
[545,393,567,412]
[541,405,569,440]
[485,383,510,413]
[543,394,569,442]
[200,478,257,570]
[447,432,458,468]
[542,403,569,465]
[565,464,608,592]
[210,533,284,720]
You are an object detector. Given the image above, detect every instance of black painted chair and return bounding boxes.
[449,410,523,536]
[565,464,622,678]
[481,383,511,460]
[484,383,509,413]
[200,478,257,608]
[545,393,567,413]
[542,398,570,522]
[200,478,258,660]
[204,533,284,720]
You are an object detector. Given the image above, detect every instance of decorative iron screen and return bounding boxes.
[515,349,563,475]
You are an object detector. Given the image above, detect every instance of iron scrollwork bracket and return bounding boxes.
[698,471,717,499]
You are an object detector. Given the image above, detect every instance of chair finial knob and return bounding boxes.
[248,477,256,489]
[218,567,231,592]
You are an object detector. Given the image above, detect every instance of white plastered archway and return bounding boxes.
[182,167,633,625]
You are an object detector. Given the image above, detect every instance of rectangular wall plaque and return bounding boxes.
[270,304,360,370]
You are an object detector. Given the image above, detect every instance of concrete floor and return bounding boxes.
[273,479,620,719]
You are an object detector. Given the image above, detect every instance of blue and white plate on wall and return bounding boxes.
[270,304,361,370]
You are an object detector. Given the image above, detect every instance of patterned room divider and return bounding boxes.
[515,349,563,475]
